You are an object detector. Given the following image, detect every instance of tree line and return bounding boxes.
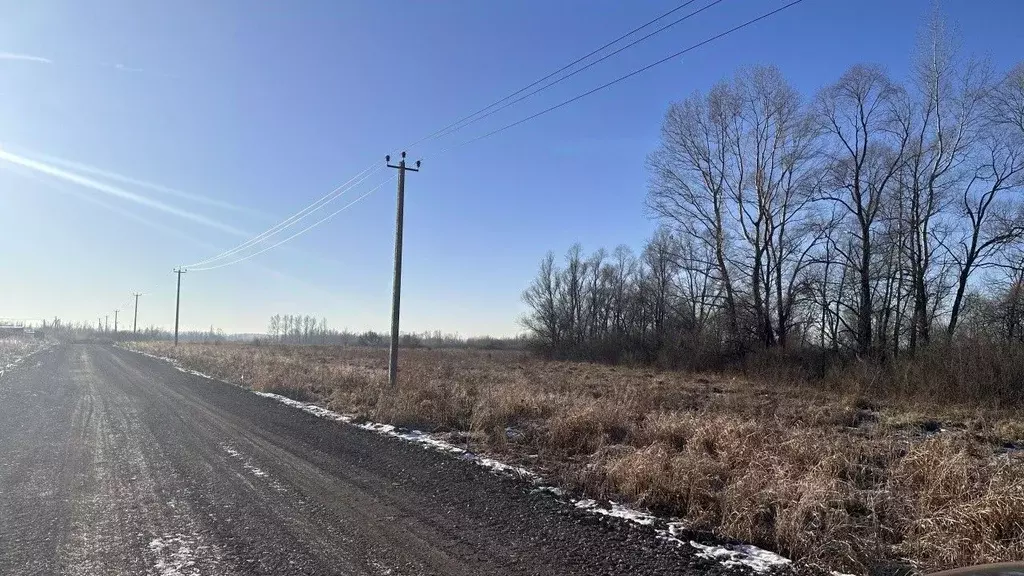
[523,19,1024,368]
[265,314,527,349]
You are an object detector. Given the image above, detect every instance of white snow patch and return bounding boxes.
[148,533,214,576]
[530,485,566,497]
[575,498,657,526]
[124,346,797,573]
[689,540,792,572]
[220,443,273,482]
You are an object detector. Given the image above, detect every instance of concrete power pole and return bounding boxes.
[114,309,119,333]
[173,268,186,346]
[385,151,420,387]
[132,293,142,335]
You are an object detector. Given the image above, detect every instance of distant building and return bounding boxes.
[0,321,27,338]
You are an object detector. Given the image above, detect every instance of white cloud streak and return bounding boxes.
[18,170,223,253]
[27,151,256,215]
[0,52,53,64]
[0,149,248,237]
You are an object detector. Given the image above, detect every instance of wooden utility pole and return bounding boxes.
[385,151,420,387]
[132,293,142,335]
[174,268,186,346]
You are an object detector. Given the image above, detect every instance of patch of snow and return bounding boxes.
[530,486,566,497]
[575,498,657,526]
[220,443,274,483]
[369,559,395,575]
[689,540,792,572]
[148,533,215,576]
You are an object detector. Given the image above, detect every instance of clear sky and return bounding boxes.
[1,0,1022,336]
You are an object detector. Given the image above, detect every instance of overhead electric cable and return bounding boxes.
[184,163,382,267]
[188,175,396,271]
[183,2,715,270]
[451,0,806,151]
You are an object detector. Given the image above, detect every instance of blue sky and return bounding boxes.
[1,0,1022,336]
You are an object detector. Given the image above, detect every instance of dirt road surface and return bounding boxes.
[0,344,739,576]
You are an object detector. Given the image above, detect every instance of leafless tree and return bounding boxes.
[816,64,911,355]
[647,81,740,340]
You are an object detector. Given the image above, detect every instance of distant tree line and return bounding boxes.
[267,314,329,344]
[264,314,527,350]
[523,19,1024,369]
[38,318,231,343]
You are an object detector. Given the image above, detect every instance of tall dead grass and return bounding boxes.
[130,341,1024,574]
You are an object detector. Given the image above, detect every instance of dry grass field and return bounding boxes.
[0,338,46,371]
[128,341,1024,574]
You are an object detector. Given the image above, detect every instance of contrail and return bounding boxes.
[17,169,224,253]
[0,52,52,64]
[0,148,248,237]
[25,150,256,215]
[8,167,338,298]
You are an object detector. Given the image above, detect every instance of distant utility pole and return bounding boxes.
[385,151,420,387]
[114,309,119,333]
[132,293,142,335]
[105,315,109,333]
[173,268,186,346]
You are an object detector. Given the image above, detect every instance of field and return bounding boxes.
[128,341,1024,574]
[0,337,47,373]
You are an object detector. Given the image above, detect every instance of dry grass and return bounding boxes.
[130,341,1024,574]
[0,337,46,370]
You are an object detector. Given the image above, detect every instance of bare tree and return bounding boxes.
[816,64,911,355]
[989,63,1024,134]
[521,252,563,349]
[945,119,1024,336]
[647,81,740,340]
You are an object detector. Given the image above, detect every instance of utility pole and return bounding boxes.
[385,151,420,387]
[114,309,119,333]
[132,293,142,335]
[173,268,186,346]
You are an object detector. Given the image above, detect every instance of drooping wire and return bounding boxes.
[183,1,792,272]
[183,163,383,268]
[403,0,710,150]
[448,0,807,152]
[183,2,715,271]
[423,0,727,146]
[188,175,397,271]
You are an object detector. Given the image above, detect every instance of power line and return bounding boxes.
[426,0,725,145]
[178,1,800,274]
[188,175,397,272]
[180,2,719,271]
[406,0,708,149]
[452,0,807,151]
[184,163,383,268]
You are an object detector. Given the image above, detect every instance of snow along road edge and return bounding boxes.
[120,345,798,574]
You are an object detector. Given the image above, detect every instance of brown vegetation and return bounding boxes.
[130,341,1024,574]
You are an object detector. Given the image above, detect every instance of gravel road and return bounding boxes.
[0,343,751,576]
